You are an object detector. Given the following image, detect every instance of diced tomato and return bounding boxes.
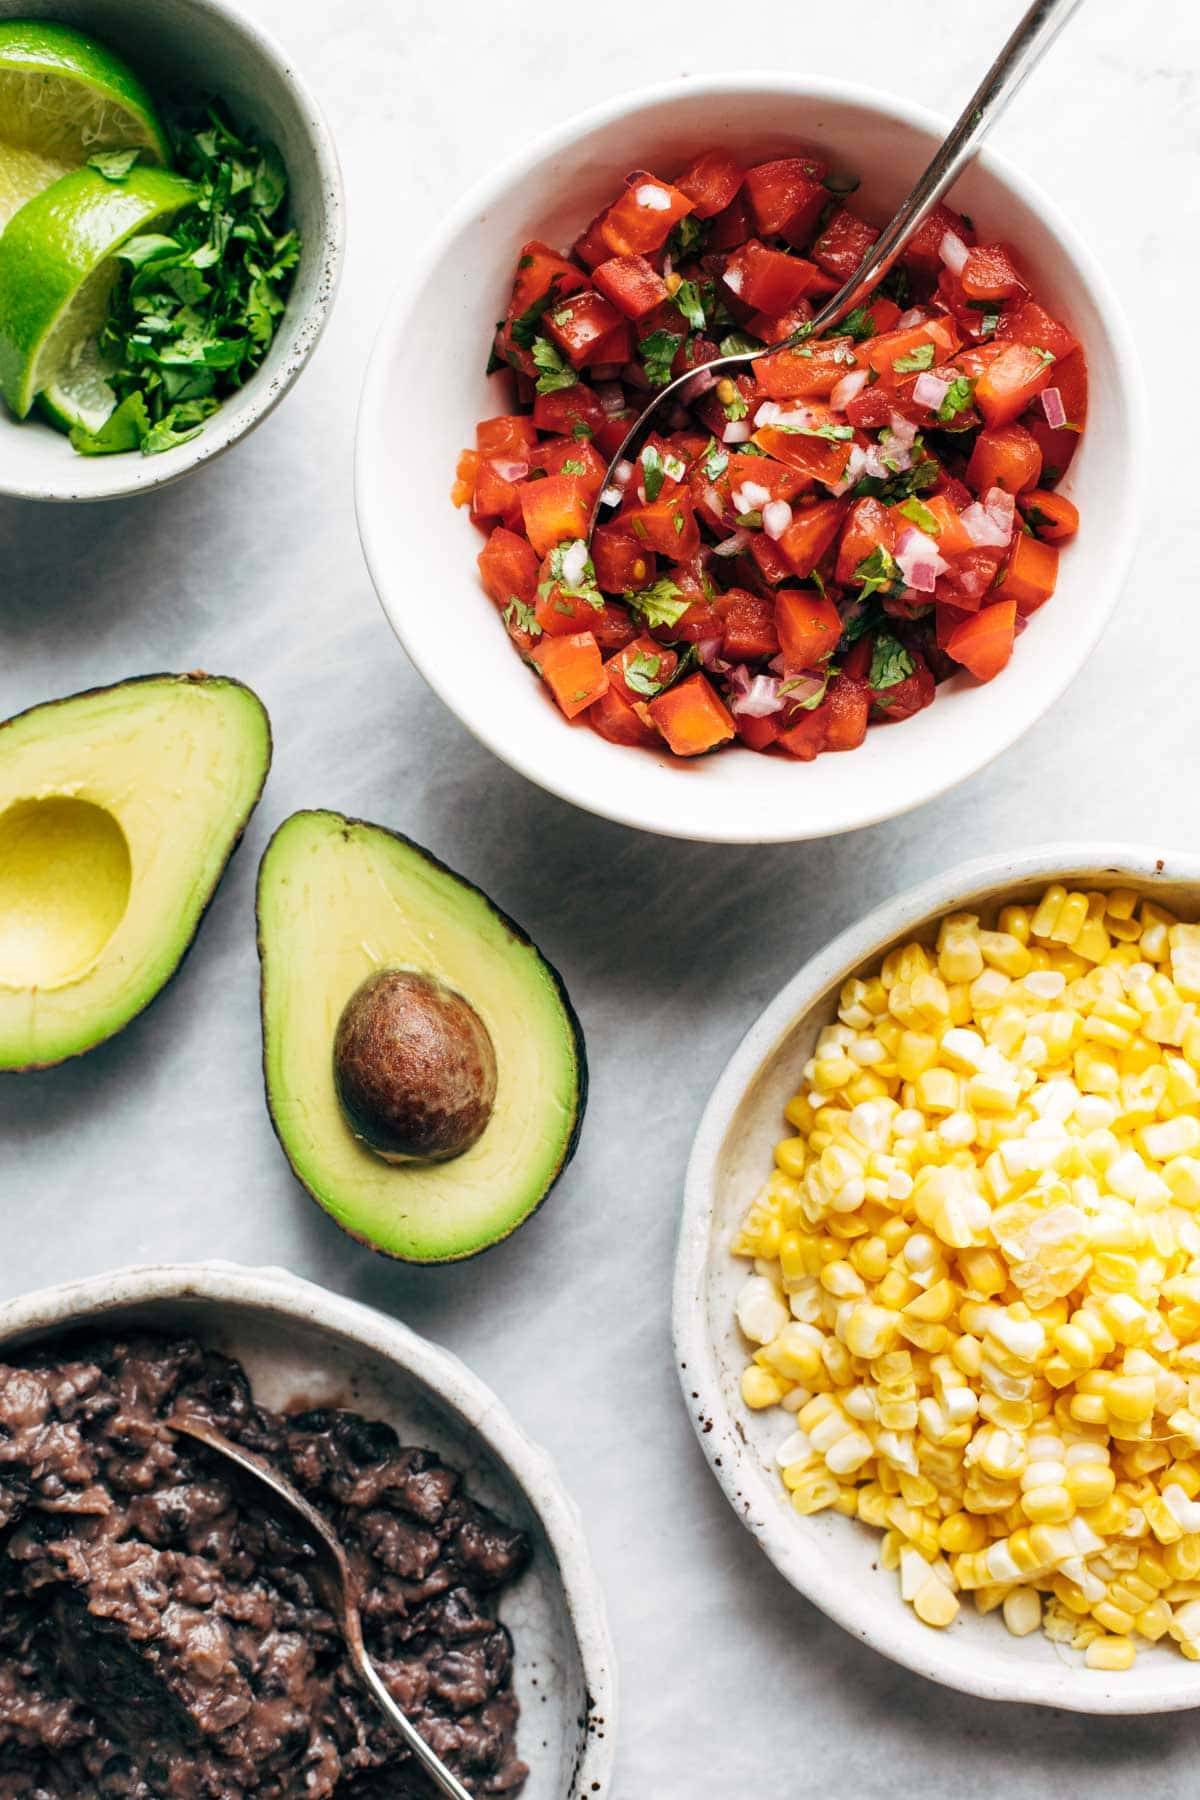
[716,589,779,661]
[594,411,637,460]
[748,531,796,587]
[945,599,1017,681]
[778,704,828,760]
[775,589,842,668]
[520,475,590,557]
[966,423,1043,496]
[601,172,694,256]
[975,342,1055,427]
[724,240,819,314]
[535,588,603,636]
[935,600,972,650]
[995,299,1077,361]
[1018,488,1079,542]
[476,415,538,460]
[864,318,960,384]
[743,157,827,241]
[961,243,1028,303]
[534,632,608,718]
[726,452,808,504]
[537,439,607,499]
[606,636,679,704]
[507,241,588,322]
[452,448,479,509]
[754,337,860,400]
[592,523,655,593]
[921,493,975,559]
[531,387,607,441]
[754,422,852,489]
[1024,346,1087,483]
[665,600,724,644]
[544,289,626,368]
[777,500,847,578]
[472,459,523,527]
[824,673,870,751]
[871,649,935,720]
[736,711,783,753]
[1001,532,1059,614]
[648,673,735,756]
[835,497,896,586]
[676,148,744,219]
[478,526,539,606]
[593,254,670,320]
[811,209,879,281]
[708,190,752,251]
[936,546,1003,613]
[745,299,814,344]
[588,684,659,748]
[902,202,974,272]
[572,211,611,270]
[624,492,700,558]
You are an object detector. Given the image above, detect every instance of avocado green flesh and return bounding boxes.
[0,674,271,1070]
[257,811,586,1263]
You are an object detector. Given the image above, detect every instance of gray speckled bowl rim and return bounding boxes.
[0,0,345,503]
[675,842,1200,1714]
[0,1260,618,1789]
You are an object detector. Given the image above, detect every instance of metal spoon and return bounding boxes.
[590,0,1084,538]
[169,1413,475,1800]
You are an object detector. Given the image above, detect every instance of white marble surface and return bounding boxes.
[1,0,1197,1791]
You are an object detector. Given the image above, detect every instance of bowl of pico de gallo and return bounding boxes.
[356,74,1144,844]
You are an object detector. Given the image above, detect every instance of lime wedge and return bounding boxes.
[0,164,194,418]
[36,333,117,434]
[0,20,170,229]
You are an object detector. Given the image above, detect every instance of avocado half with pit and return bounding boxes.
[257,810,587,1262]
[0,673,271,1070]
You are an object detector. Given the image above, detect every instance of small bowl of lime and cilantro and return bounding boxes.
[0,5,343,501]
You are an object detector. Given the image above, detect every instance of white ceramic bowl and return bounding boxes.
[357,75,1144,845]
[675,843,1200,1712]
[0,1262,617,1792]
[0,0,344,502]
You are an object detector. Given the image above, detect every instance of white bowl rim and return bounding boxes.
[2,0,346,504]
[355,70,1148,845]
[674,841,1200,1713]
[0,1259,618,1787]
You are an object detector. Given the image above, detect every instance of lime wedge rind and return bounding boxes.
[36,334,118,435]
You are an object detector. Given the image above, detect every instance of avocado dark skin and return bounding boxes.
[333,970,498,1163]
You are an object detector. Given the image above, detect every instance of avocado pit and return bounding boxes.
[333,969,498,1164]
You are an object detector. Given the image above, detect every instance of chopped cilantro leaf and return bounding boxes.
[642,444,666,503]
[854,545,904,601]
[840,306,876,343]
[640,328,683,387]
[674,279,707,332]
[511,278,562,349]
[936,375,975,425]
[503,596,541,637]
[625,577,690,629]
[624,650,665,697]
[897,497,939,534]
[981,310,1000,335]
[735,510,763,529]
[703,439,729,480]
[1031,345,1056,365]
[893,343,936,374]
[561,458,586,475]
[531,335,578,394]
[669,214,707,258]
[538,540,602,608]
[853,456,939,504]
[868,630,915,692]
[571,420,594,440]
[723,389,748,423]
[719,330,763,357]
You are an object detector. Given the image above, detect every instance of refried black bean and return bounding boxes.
[0,1334,531,1798]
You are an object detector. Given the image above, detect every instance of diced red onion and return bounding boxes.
[699,637,730,672]
[722,420,752,444]
[896,306,925,330]
[667,404,691,430]
[754,400,784,427]
[680,367,717,402]
[768,652,788,675]
[712,528,751,557]
[561,540,589,587]
[613,459,635,487]
[831,442,869,497]
[592,364,622,384]
[912,372,950,412]
[960,486,1016,549]
[732,480,770,514]
[776,670,826,708]
[622,361,651,391]
[636,183,671,210]
[763,499,793,540]
[662,252,674,281]
[887,410,918,451]
[596,381,626,415]
[724,265,744,295]
[939,231,970,275]
[600,485,622,509]
[1040,385,1067,429]
[861,442,890,481]
[703,484,725,520]
[830,368,869,412]
[895,526,950,594]
[489,458,529,483]
[730,672,785,718]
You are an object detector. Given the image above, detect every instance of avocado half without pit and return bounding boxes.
[0,673,270,1070]
[257,811,587,1263]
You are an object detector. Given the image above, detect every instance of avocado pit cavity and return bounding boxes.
[333,969,498,1164]
[0,795,131,989]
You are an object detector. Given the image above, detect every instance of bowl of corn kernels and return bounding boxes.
[675,843,1200,1711]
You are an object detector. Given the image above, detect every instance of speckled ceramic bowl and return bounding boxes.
[675,843,1200,1713]
[0,0,344,502]
[0,1262,617,1791]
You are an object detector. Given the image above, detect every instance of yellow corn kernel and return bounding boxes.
[1064,1462,1116,1509]
[912,1573,960,1627]
[1049,891,1089,946]
[774,1136,808,1178]
[1105,888,1139,921]
[939,1511,987,1554]
[1085,1636,1137,1671]
[742,1366,787,1409]
[1105,1375,1157,1424]
[1021,1485,1074,1525]
[1031,885,1068,941]
[791,1472,841,1514]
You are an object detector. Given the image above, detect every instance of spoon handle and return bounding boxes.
[349,1644,477,1800]
[802,0,1087,341]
